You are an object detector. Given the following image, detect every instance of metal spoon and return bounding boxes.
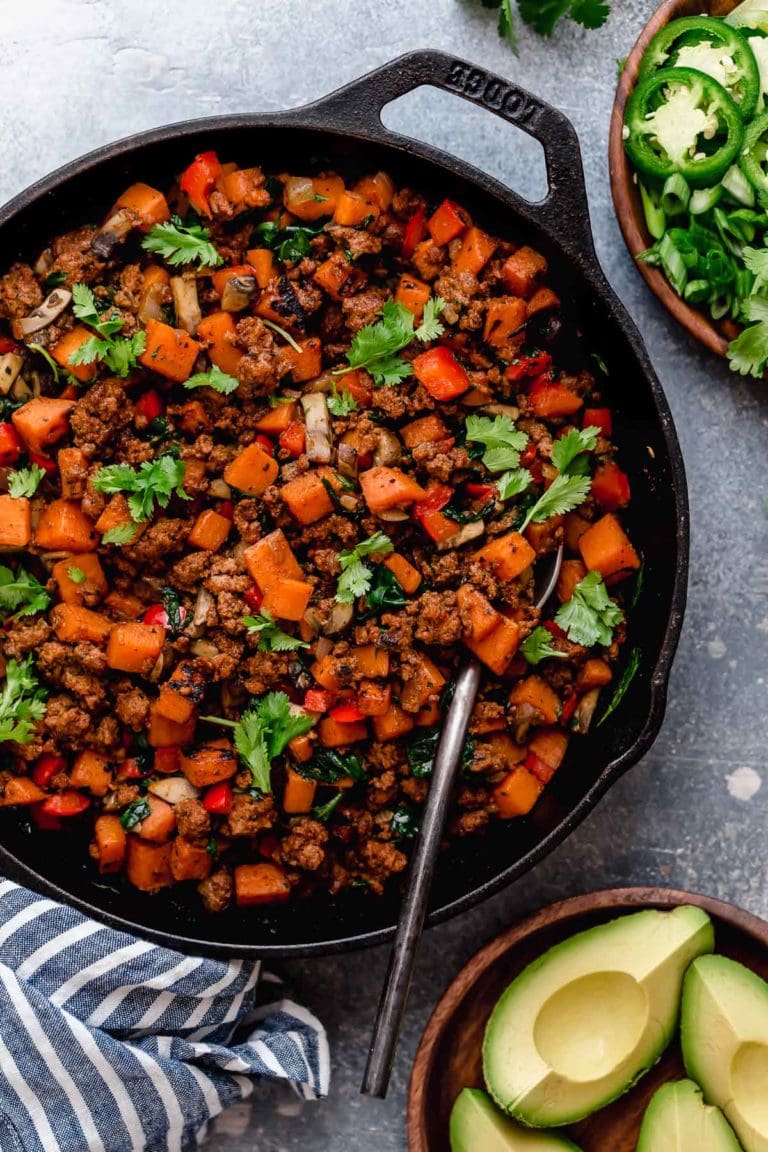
[361,545,564,1098]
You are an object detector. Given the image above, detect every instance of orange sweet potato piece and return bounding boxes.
[310,655,344,693]
[114,182,170,230]
[246,248,276,289]
[234,862,291,905]
[280,472,334,525]
[179,739,237,787]
[557,559,587,604]
[400,652,446,712]
[106,623,165,674]
[288,734,314,764]
[95,494,145,541]
[359,467,427,513]
[318,717,368,747]
[400,414,449,449]
[333,190,379,227]
[353,645,390,678]
[261,578,313,621]
[578,514,640,579]
[284,175,344,221]
[155,688,195,726]
[170,836,212,882]
[70,750,112,796]
[371,703,415,742]
[483,298,528,347]
[527,287,560,316]
[465,616,521,675]
[52,553,107,607]
[243,529,303,587]
[528,728,569,783]
[0,495,31,547]
[126,837,173,891]
[197,311,243,377]
[493,766,544,818]
[394,274,431,319]
[223,441,279,495]
[453,226,496,276]
[457,585,500,642]
[474,532,535,582]
[501,246,547,298]
[147,704,196,748]
[480,732,527,770]
[283,768,317,814]
[255,401,298,434]
[353,171,395,211]
[12,397,74,456]
[51,327,97,383]
[211,263,255,299]
[51,604,112,644]
[383,552,422,594]
[313,254,354,299]
[416,698,441,727]
[140,318,200,382]
[0,776,46,806]
[155,660,208,725]
[509,675,560,725]
[135,794,176,843]
[356,680,392,717]
[576,659,613,691]
[91,815,126,873]
[283,337,322,383]
[36,499,98,552]
[187,508,231,552]
[58,447,88,500]
[525,515,565,556]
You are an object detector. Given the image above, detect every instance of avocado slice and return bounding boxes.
[637,1080,742,1151]
[449,1089,582,1151]
[483,905,714,1127]
[682,954,768,1152]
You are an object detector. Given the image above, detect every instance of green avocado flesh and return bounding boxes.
[449,1089,582,1151]
[637,1079,742,1152]
[483,905,715,1127]
[683,955,768,1152]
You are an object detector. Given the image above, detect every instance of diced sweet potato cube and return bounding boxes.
[501,246,547,298]
[12,397,74,456]
[400,414,449,449]
[70,750,112,796]
[283,768,317,815]
[147,704,196,748]
[474,532,536,582]
[106,623,165,674]
[383,552,422,594]
[170,837,212,882]
[187,509,231,552]
[371,703,415,742]
[261,578,313,621]
[223,442,279,495]
[578,514,640,579]
[92,815,126,873]
[457,585,500,641]
[359,467,426,513]
[51,604,112,644]
[243,529,303,586]
[234,862,291,906]
[126,837,173,891]
[317,717,368,747]
[493,767,544,818]
[52,553,108,607]
[400,651,446,712]
[465,616,521,675]
[509,675,560,725]
[353,645,389,678]
[557,559,587,604]
[36,499,98,552]
[280,472,334,525]
[179,739,237,787]
[0,494,31,548]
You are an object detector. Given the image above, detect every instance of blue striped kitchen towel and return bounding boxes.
[0,878,329,1152]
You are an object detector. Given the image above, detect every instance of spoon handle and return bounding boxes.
[361,660,482,1098]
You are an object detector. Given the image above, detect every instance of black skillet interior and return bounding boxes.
[0,52,688,956]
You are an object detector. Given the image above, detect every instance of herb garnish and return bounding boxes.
[201,691,313,794]
[333,298,445,387]
[312,793,344,823]
[120,798,151,831]
[520,626,568,666]
[101,523,139,547]
[0,565,50,619]
[242,611,310,653]
[391,804,420,840]
[67,566,86,585]
[335,531,393,604]
[473,0,611,51]
[597,647,640,725]
[359,566,408,617]
[555,571,623,648]
[550,426,600,476]
[43,271,67,290]
[92,454,189,523]
[68,284,146,378]
[327,383,358,416]
[296,747,365,785]
[465,413,528,473]
[184,365,239,395]
[406,724,474,778]
[142,215,222,268]
[0,656,47,744]
[253,220,323,265]
[7,464,45,499]
[518,472,591,533]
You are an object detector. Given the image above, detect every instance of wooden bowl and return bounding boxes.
[407,887,768,1151]
[609,0,744,358]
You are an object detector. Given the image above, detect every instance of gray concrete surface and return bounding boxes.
[4,1,767,1147]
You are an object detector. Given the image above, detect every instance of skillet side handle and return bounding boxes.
[298,49,596,263]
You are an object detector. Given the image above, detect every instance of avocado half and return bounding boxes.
[450,1089,582,1151]
[682,954,768,1152]
[637,1079,742,1152]
[483,905,714,1127]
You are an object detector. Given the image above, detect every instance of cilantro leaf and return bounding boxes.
[555,570,623,647]
[0,565,50,619]
[520,625,568,666]
[728,297,768,377]
[242,611,309,653]
[297,747,365,784]
[518,472,591,532]
[335,298,444,388]
[498,0,518,48]
[742,247,768,293]
[184,365,239,395]
[598,647,640,725]
[232,709,271,793]
[570,0,611,29]
[327,384,358,416]
[518,0,610,35]
[253,220,323,265]
[0,656,47,744]
[7,464,45,499]
[415,296,446,342]
[101,522,139,546]
[69,283,146,377]
[67,566,86,585]
[201,691,314,794]
[465,413,528,473]
[551,426,600,475]
[142,215,222,268]
[336,532,393,604]
[92,454,189,523]
[312,792,344,823]
[496,468,532,502]
[71,283,123,336]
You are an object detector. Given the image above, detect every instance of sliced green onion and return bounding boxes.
[684,279,710,302]
[660,173,691,217]
[639,181,666,241]
[722,164,756,207]
[657,232,688,296]
[710,296,732,320]
[735,267,756,301]
[690,186,723,215]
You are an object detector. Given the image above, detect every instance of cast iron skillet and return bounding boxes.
[0,51,688,957]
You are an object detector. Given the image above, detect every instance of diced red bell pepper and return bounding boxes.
[413,484,456,544]
[40,791,90,817]
[591,462,630,511]
[259,831,281,860]
[543,619,567,641]
[135,389,164,422]
[0,423,22,466]
[525,750,558,785]
[329,703,366,724]
[142,603,188,631]
[304,688,334,713]
[255,433,275,456]
[203,781,234,814]
[218,499,234,521]
[402,209,427,259]
[154,746,180,775]
[244,584,264,612]
[32,754,67,790]
[278,421,306,458]
[29,451,57,476]
[504,352,552,383]
[583,407,612,437]
[0,336,19,354]
[561,692,579,725]
[465,482,497,501]
[528,381,583,419]
[427,199,468,246]
[116,758,143,781]
[180,151,222,217]
[411,346,470,401]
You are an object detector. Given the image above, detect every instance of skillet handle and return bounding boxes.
[299,49,595,262]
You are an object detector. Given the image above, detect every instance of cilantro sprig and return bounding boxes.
[142,214,222,268]
[67,566,86,585]
[551,426,600,475]
[555,571,623,648]
[465,414,528,473]
[0,656,47,744]
[242,612,310,653]
[518,472,591,532]
[327,383,358,416]
[334,298,445,387]
[184,365,239,395]
[335,531,393,604]
[92,454,189,524]
[68,284,145,378]
[201,691,314,794]
[101,523,139,547]
[474,0,610,51]
[253,220,323,265]
[520,625,567,666]
[7,464,45,499]
[0,565,50,619]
